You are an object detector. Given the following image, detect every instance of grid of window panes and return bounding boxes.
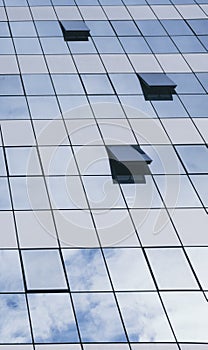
[0,0,208,349]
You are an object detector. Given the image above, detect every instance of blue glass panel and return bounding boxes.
[81,74,114,94]
[0,148,6,176]
[27,96,61,119]
[52,74,85,95]
[111,20,140,36]
[147,0,171,3]
[168,73,205,94]
[176,146,208,174]
[62,248,111,291]
[120,36,151,53]
[146,36,178,53]
[22,249,67,290]
[152,95,188,118]
[161,20,193,35]
[14,38,42,54]
[85,21,115,36]
[190,175,208,206]
[93,37,124,53]
[109,74,143,94]
[10,21,37,37]
[100,0,123,3]
[123,0,147,3]
[28,293,79,343]
[0,250,24,291]
[196,73,208,93]
[0,294,31,343]
[22,74,54,95]
[187,19,208,35]
[5,0,28,4]
[35,21,62,37]
[117,292,174,341]
[68,38,97,54]
[0,97,29,119]
[40,37,69,54]
[0,38,15,54]
[0,22,10,37]
[52,0,75,4]
[171,0,195,3]
[136,20,167,36]
[198,35,208,50]
[72,292,127,342]
[76,0,99,3]
[28,0,51,4]
[0,75,23,95]
[0,178,12,210]
[172,35,206,53]
[180,95,208,117]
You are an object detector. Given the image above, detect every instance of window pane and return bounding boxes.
[146,248,198,289]
[22,249,67,290]
[0,294,31,343]
[28,293,79,343]
[81,74,114,94]
[104,248,155,290]
[0,250,24,292]
[176,146,208,173]
[72,292,127,342]
[62,248,111,291]
[117,292,174,341]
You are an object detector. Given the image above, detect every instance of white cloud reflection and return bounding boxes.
[0,294,31,343]
[28,293,78,343]
[72,292,127,342]
[116,292,174,342]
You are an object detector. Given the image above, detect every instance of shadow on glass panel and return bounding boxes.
[106,145,152,184]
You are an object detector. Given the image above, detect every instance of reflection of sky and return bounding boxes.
[103,248,155,291]
[28,293,78,343]
[0,250,24,291]
[63,249,111,291]
[146,248,199,290]
[0,294,31,343]
[116,292,174,342]
[72,292,127,342]
[161,292,208,342]
[0,178,11,210]
[176,146,208,173]
[22,250,67,290]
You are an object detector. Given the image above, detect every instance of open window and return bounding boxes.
[59,20,90,41]
[138,73,177,101]
[106,145,152,184]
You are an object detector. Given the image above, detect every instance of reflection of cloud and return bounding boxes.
[0,250,23,291]
[72,292,126,342]
[0,294,31,343]
[28,294,78,343]
[104,248,155,291]
[63,249,111,291]
[161,292,208,342]
[22,250,67,290]
[116,292,174,342]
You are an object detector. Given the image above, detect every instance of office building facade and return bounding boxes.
[0,0,208,349]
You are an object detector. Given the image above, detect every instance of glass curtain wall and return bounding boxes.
[0,0,207,349]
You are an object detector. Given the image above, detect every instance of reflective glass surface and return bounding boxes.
[0,1,207,348]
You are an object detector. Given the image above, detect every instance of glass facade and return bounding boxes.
[0,0,208,349]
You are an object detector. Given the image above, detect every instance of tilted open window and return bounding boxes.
[106,145,152,184]
[138,73,177,101]
[59,20,90,41]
